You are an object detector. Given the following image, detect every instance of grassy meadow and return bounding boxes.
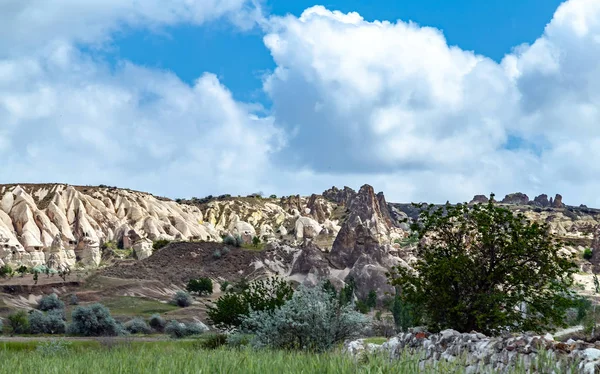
[0,338,580,374]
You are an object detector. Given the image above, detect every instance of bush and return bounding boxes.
[584,248,593,260]
[226,333,252,348]
[242,283,370,352]
[207,277,293,328]
[213,249,222,259]
[149,314,166,332]
[187,278,213,296]
[0,318,3,334]
[17,265,28,277]
[0,264,12,278]
[68,303,122,336]
[223,235,243,247]
[390,195,578,334]
[29,310,66,335]
[152,239,171,252]
[124,318,152,334]
[252,236,261,248]
[70,294,79,305]
[36,339,72,356]
[38,293,65,312]
[171,291,192,307]
[200,334,227,349]
[165,320,208,339]
[7,311,29,334]
[391,295,420,332]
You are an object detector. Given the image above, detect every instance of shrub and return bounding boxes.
[252,236,261,248]
[149,314,166,332]
[200,334,228,349]
[226,333,252,348]
[219,281,230,292]
[269,194,277,199]
[36,339,72,356]
[165,320,208,339]
[171,291,192,307]
[242,283,370,352]
[390,195,578,334]
[213,249,222,259]
[0,318,3,334]
[366,290,377,309]
[207,277,293,328]
[38,293,65,312]
[7,311,29,334]
[17,265,28,277]
[187,278,213,296]
[152,239,171,252]
[0,264,12,278]
[223,235,243,247]
[584,248,593,260]
[124,318,152,334]
[29,310,66,335]
[391,295,420,332]
[70,294,79,305]
[68,303,122,336]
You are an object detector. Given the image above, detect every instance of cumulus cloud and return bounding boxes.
[261,0,600,205]
[0,0,261,56]
[0,0,278,198]
[3,0,600,205]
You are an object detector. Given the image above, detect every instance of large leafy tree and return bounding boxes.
[389,195,578,335]
[207,277,293,328]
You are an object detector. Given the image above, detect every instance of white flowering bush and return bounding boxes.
[242,283,370,352]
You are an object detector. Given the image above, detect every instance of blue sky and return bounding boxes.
[103,0,563,104]
[3,0,600,205]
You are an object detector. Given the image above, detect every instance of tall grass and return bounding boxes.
[0,339,580,374]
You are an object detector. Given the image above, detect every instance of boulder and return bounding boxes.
[290,244,330,278]
[295,217,322,240]
[133,238,153,260]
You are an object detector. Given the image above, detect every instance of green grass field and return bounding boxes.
[0,338,579,374]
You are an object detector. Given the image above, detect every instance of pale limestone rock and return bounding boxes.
[133,238,153,260]
[295,217,322,240]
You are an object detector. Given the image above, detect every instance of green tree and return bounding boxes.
[207,277,294,328]
[17,265,28,278]
[252,236,261,248]
[186,278,213,296]
[389,195,578,335]
[366,290,377,310]
[339,277,356,306]
[7,311,29,335]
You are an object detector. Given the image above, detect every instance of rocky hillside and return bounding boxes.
[2,183,600,299]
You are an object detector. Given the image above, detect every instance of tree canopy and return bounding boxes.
[389,195,578,335]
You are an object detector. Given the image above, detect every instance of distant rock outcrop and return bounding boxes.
[322,186,357,206]
[469,195,489,205]
[553,194,564,208]
[531,194,550,207]
[501,193,529,205]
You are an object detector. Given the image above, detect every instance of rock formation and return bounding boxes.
[469,195,489,204]
[501,192,529,205]
[322,186,357,206]
[531,194,550,207]
[554,193,564,208]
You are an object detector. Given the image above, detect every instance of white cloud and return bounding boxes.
[260,1,600,206]
[0,0,260,56]
[0,1,279,199]
[4,0,600,206]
